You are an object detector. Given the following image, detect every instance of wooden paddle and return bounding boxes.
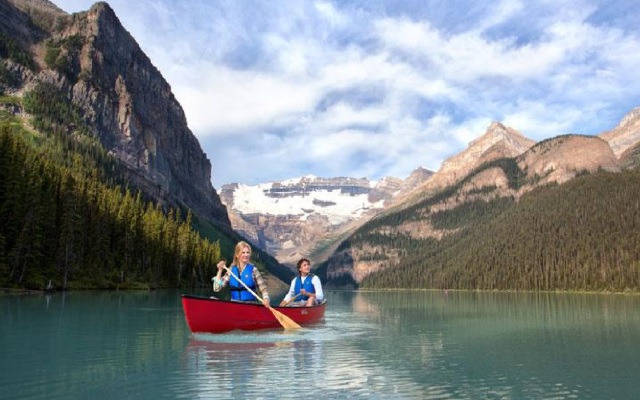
[282,293,302,306]
[222,265,301,330]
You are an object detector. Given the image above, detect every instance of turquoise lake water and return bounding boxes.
[1,289,638,399]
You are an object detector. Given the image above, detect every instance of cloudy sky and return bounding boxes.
[53,0,640,188]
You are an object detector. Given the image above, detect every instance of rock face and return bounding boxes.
[518,135,620,189]
[421,122,535,194]
[1,0,230,227]
[599,107,640,158]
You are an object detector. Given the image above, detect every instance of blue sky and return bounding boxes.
[53,0,640,187]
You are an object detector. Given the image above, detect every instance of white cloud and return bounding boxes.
[52,0,640,187]
[474,0,525,32]
[172,64,319,134]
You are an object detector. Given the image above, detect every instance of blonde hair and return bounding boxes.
[233,241,252,267]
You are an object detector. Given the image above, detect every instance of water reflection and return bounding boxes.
[345,290,640,399]
[179,301,432,399]
[1,290,638,399]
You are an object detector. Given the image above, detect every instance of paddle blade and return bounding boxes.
[269,307,301,330]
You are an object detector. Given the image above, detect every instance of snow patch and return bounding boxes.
[231,181,383,225]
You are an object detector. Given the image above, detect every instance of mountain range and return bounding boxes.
[223,110,640,287]
[2,0,639,292]
[219,168,433,267]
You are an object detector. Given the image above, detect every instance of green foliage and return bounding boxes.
[22,81,90,138]
[0,62,19,88]
[359,171,640,292]
[1,80,288,291]
[431,197,513,230]
[43,36,84,81]
[0,33,37,71]
[321,149,639,293]
[0,108,222,291]
[0,95,21,108]
[44,44,61,68]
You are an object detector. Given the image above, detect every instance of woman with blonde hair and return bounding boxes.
[213,241,270,307]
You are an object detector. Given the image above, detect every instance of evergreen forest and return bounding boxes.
[0,88,224,290]
[0,28,292,291]
[353,169,640,292]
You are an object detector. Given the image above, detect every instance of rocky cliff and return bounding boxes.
[517,135,620,189]
[417,122,535,196]
[1,0,230,228]
[599,107,640,159]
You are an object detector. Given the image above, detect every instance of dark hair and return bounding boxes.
[296,258,310,273]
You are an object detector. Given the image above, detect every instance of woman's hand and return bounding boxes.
[216,260,226,271]
[262,298,270,308]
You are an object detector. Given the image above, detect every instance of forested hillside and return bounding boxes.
[353,170,640,292]
[0,1,294,290]
[0,93,223,289]
[0,89,294,290]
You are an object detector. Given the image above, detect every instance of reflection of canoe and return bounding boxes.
[185,338,281,355]
[181,295,326,333]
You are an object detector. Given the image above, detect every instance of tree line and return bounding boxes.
[0,96,221,290]
[328,154,640,292]
[358,171,640,292]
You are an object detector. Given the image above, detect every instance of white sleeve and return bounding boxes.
[312,276,324,302]
[283,279,296,302]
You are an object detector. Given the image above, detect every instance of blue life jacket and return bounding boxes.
[229,264,257,302]
[294,274,316,301]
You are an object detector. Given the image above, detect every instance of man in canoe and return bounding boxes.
[213,241,270,307]
[279,258,324,307]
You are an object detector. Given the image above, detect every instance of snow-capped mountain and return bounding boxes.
[220,170,433,267]
[226,176,383,223]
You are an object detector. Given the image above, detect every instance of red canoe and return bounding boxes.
[181,294,326,333]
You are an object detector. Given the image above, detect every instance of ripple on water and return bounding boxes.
[175,313,389,398]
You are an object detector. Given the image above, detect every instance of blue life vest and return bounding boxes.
[294,275,316,301]
[229,264,257,302]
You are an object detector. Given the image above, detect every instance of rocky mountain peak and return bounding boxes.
[2,0,231,228]
[415,122,536,195]
[368,176,402,204]
[618,107,640,127]
[405,166,434,185]
[599,107,640,158]
[6,0,64,16]
[469,121,532,155]
[319,128,629,288]
[1,0,57,46]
